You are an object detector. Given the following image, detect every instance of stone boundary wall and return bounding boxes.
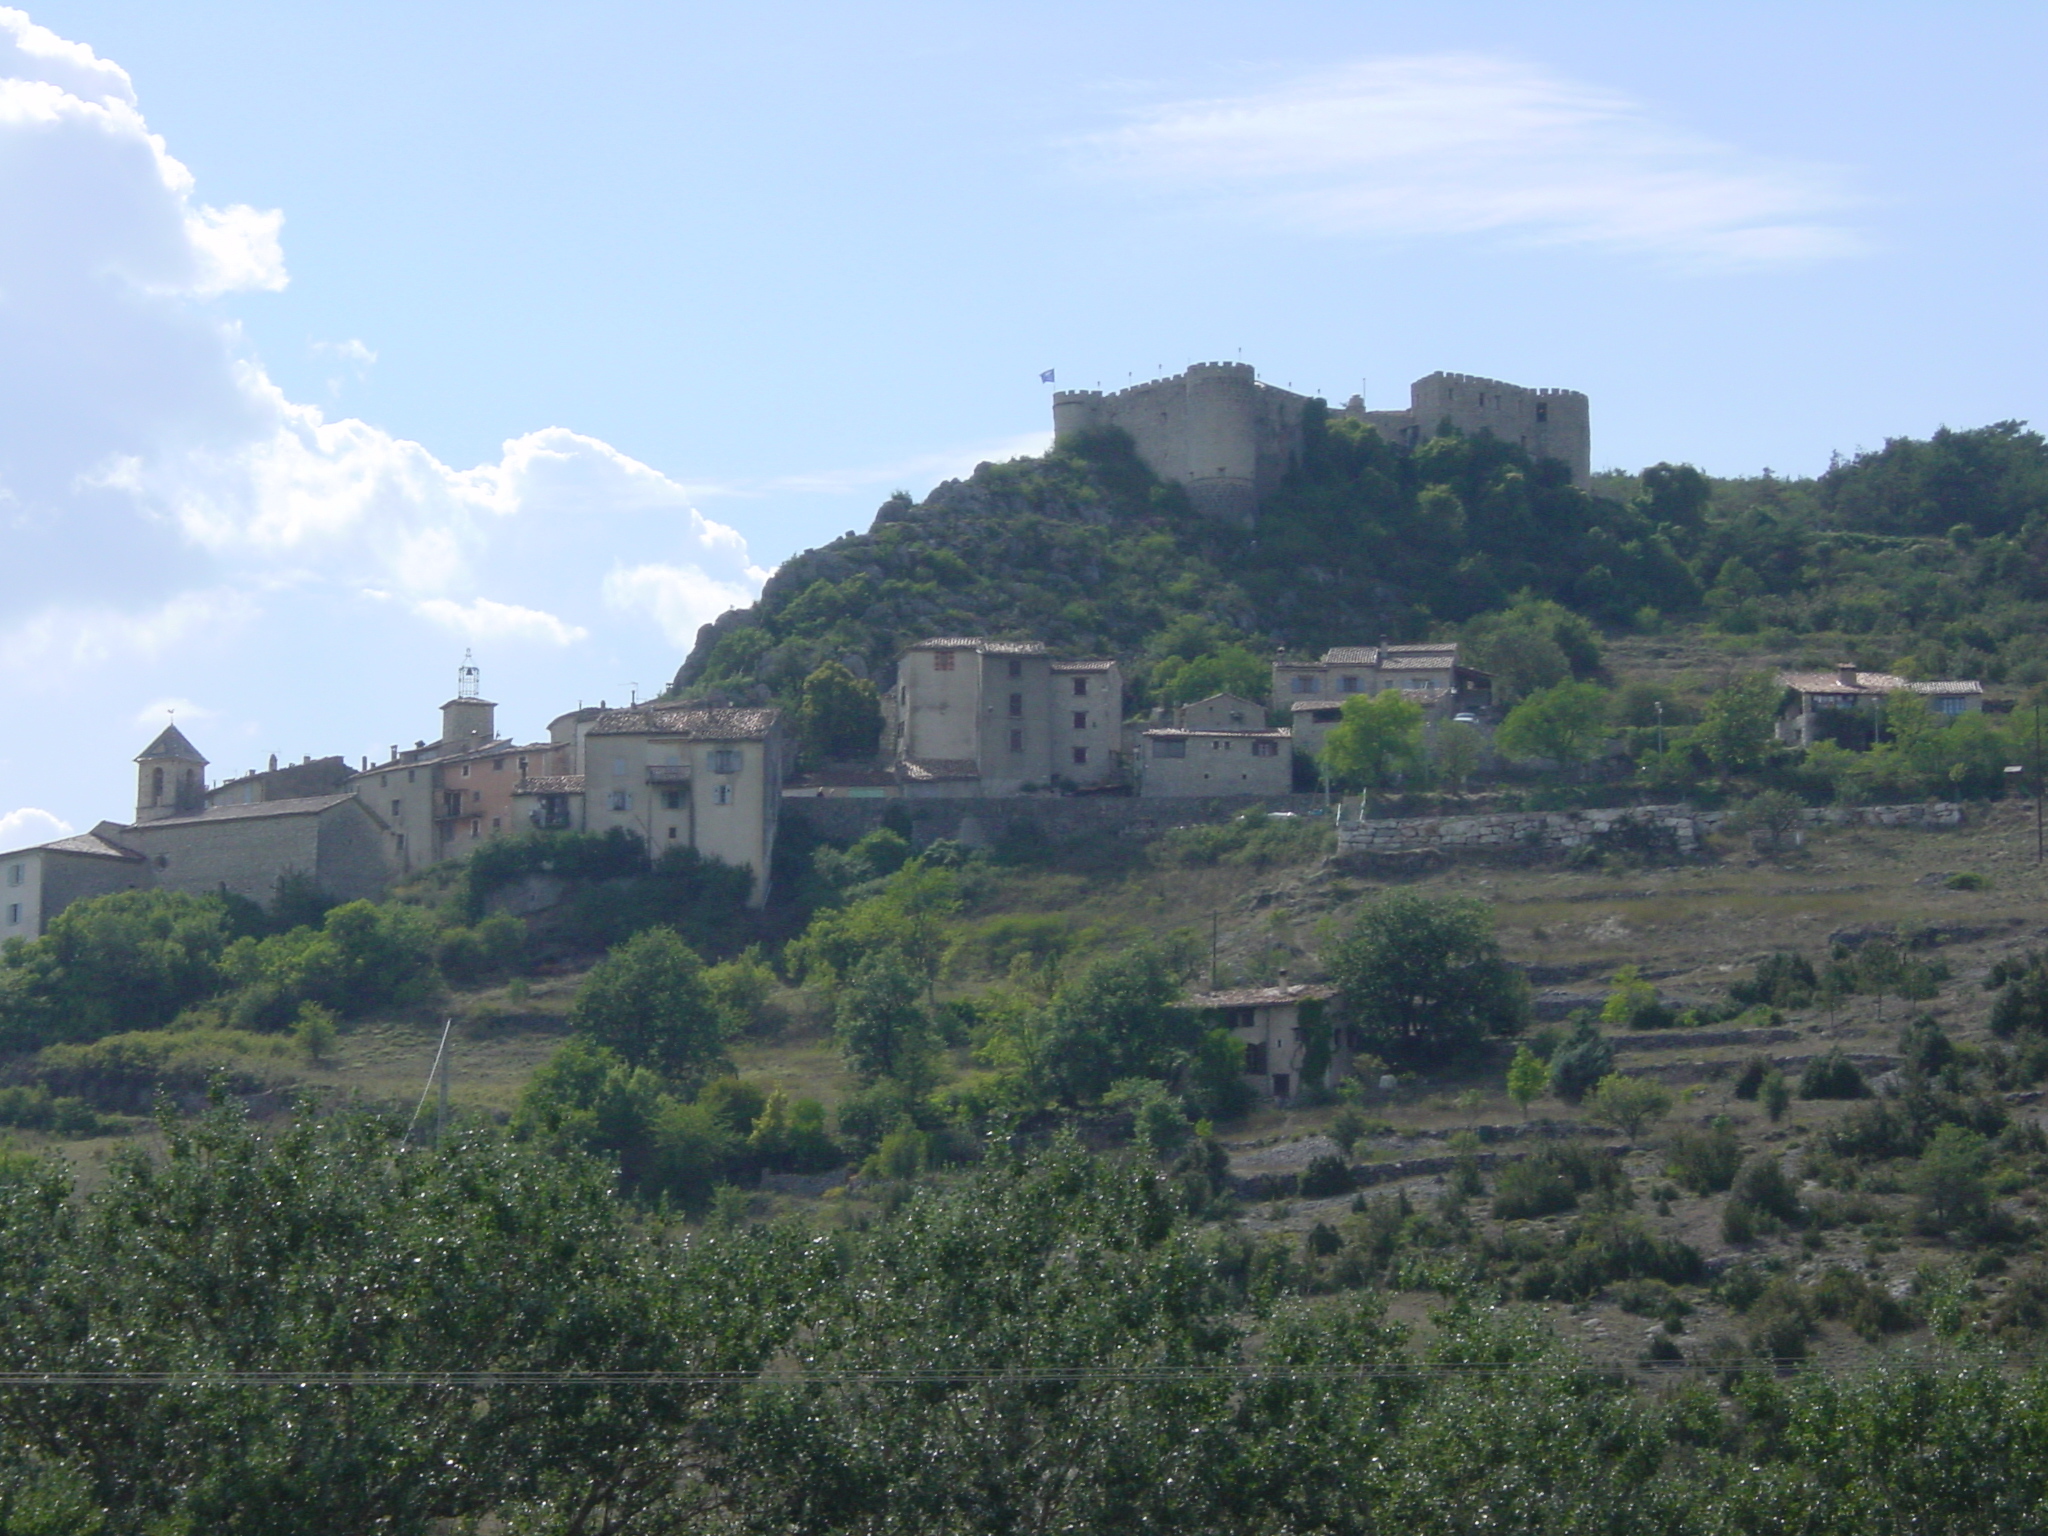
[783,793,1330,848]
[1335,800,1964,858]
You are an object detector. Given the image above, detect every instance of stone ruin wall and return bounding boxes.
[1335,800,1965,858]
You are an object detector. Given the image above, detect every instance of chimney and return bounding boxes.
[1837,663,1860,687]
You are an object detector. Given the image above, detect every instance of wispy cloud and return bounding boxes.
[0,806,73,849]
[132,696,218,729]
[1072,55,1862,270]
[414,597,588,647]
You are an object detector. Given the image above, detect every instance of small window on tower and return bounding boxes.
[1072,747,1088,766]
[1071,677,1087,697]
[1008,657,1023,678]
[1536,401,1549,423]
[714,783,734,805]
[1072,712,1088,730]
[1008,693,1023,718]
[933,651,955,672]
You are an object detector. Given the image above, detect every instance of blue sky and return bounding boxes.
[3,1,2045,848]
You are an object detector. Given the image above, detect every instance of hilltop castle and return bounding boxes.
[1052,363,1590,523]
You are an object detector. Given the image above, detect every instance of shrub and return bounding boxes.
[1546,1020,1615,1104]
[568,927,729,1088]
[1492,1142,1621,1221]
[1732,1056,1769,1100]
[1327,893,1528,1067]
[1900,1014,1956,1077]
[1585,1073,1673,1137]
[1731,1155,1803,1224]
[1297,1152,1354,1200]
[1730,952,1816,1010]
[1798,1049,1868,1100]
[1667,1118,1742,1195]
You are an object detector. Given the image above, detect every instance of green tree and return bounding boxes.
[1496,681,1610,769]
[1586,1073,1673,1138]
[1506,1044,1547,1118]
[1433,718,1483,793]
[0,889,234,1047]
[1695,671,1783,775]
[797,660,883,762]
[568,926,730,1087]
[1327,893,1528,1067]
[1030,943,1197,1105]
[835,948,939,1090]
[1320,690,1425,792]
[1914,1125,1991,1234]
[1463,596,1603,704]
[1142,615,1272,709]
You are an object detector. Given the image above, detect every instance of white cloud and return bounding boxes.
[415,597,589,647]
[313,338,377,368]
[0,590,258,679]
[602,563,761,648]
[1073,55,1862,269]
[0,806,72,849]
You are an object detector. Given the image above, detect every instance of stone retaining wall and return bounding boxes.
[784,792,1330,847]
[1334,800,1963,858]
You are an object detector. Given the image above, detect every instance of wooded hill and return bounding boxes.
[676,413,2048,707]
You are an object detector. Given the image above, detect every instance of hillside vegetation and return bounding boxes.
[679,414,2048,709]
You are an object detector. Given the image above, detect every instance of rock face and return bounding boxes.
[1333,801,1963,859]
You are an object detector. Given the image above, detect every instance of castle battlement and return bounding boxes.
[1053,360,1591,518]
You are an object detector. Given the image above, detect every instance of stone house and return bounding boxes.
[1184,982,1346,1102]
[3,725,396,940]
[1277,644,1491,758]
[885,637,1124,797]
[1776,665,1985,748]
[510,705,787,907]
[1139,693,1292,796]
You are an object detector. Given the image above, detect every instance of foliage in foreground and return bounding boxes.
[8,1110,2048,1532]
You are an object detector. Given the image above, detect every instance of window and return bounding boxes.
[1007,657,1022,678]
[607,790,631,812]
[1243,1041,1268,1074]
[1223,1008,1255,1031]
[407,769,416,783]
[151,767,164,803]
[612,757,627,778]
[713,783,734,805]
[443,791,464,818]
[667,826,679,839]
[1536,400,1548,423]
[491,817,501,831]
[390,800,403,819]
[1252,739,1279,757]
[517,756,528,776]
[394,834,406,853]
[662,790,683,810]
[1152,738,1186,759]
[1937,696,1968,716]
[460,764,471,778]
[5,863,19,887]
[933,651,955,672]
[473,789,483,804]
[1071,677,1088,697]
[470,820,481,839]
[1071,747,1088,766]
[1340,675,1359,693]
[493,758,505,772]
[1009,730,1024,753]
[709,748,741,773]
[1290,675,1319,694]
[1072,712,1088,730]
[1008,693,1023,718]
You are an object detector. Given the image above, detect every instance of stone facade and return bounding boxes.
[1777,665,1984,747]
[1342,372,1590,488]
[1186,983,1347,1102]
[1052,362,1590,522]
[886,638,1123,796]
[116,795,396,907]
[1335,800,1966,860]
[510,705,787,907]
[0,832,150,940]
[1139,693,1292,797]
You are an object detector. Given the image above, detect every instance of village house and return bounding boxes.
[1138,692,1292,796]
[1275,644,1491,757]
[1184,982,1346,1102]
[885,637,1124,797]
[510,704,787,907]
[3,723,395,940]
[1776,665,1985,748]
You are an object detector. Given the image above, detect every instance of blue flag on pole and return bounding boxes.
[1040,369,1055,383]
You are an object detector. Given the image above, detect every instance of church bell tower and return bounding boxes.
[134,723,208,823]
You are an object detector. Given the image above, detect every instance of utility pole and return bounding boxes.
[2036,706,2043,863]
[436,1023,451,1146]
[1210,911,1220,992]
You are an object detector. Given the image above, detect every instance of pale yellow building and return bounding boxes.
[887,638,1124,796]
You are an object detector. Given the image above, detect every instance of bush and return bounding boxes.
[1547,1019,1615,1104]
[1327,893,1528,1068]
[1900,1014,1956,1077]
[221,900,441,1031]
[1731,952,1816,1010]
[1492,1142,1621,1221]
[1799,1049,1868,1100]
[1667,1118,1742,1195]
[1297,1152,1354,1199]
[1730,1154,1803,1224]
[1732,1056,1769,1100]
[568,927,729,1088]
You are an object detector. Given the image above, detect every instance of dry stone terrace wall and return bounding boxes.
[784,793,1329,847]
[1335,801,1964,858]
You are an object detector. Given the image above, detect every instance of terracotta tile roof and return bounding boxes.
[1316,643,1460,668]
[586,707,780,740]
[127,793,359,829]
[903,637,1048,656]
[1050,658,1117,672]
[1142,728,1291,740]
[1186,983,1337,1009]
[516,775,585,794]
[1779,671,1983,698]
[1290,700,1345,714]
[900,757,981,781]
[0,831,146,862]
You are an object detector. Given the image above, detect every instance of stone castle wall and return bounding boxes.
[1339,372,1591,488]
